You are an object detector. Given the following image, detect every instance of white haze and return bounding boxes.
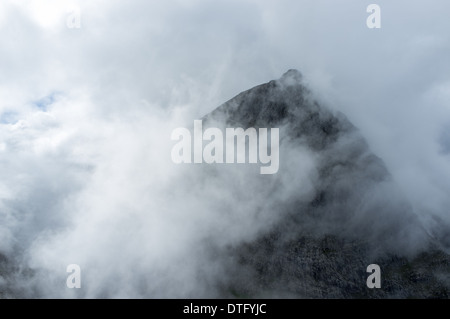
[0,0,449,297]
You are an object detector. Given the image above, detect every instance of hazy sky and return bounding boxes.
[0,0,449,297]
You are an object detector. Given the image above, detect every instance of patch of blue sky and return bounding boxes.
[33,91,61,111]
[0,111,19,124]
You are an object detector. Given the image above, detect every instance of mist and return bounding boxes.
[0,0,449,298]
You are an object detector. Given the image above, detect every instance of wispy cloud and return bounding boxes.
[0,0,449,298]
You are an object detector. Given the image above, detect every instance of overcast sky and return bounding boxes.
[0,0,449,297]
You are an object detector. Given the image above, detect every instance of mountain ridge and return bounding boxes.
[202,69,450,298]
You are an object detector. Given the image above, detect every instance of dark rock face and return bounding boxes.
[204,70,450,298]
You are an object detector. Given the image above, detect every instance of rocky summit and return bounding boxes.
[203,70,450,298]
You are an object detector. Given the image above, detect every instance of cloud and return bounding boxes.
[0,0,449,297]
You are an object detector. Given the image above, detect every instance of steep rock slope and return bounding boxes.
[203,70,449,298]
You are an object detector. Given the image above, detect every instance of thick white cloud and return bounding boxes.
[0,0,449,297]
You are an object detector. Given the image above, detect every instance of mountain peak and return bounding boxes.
[281,68,302,79]
[279,69,302,86]
[202,71,448,298]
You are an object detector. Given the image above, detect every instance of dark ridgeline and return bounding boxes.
[203,69,450,298]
